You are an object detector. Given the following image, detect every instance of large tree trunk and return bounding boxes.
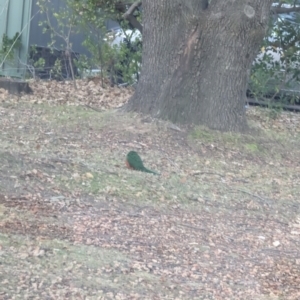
[126,0,273,132]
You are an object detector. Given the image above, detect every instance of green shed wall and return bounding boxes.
[0,0,32,78]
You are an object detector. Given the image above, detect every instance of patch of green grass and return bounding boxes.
[53,164,216,209]
[243,143,259,153]
[53,106,92,122]
[189,126,245,149]
[189,126,216,143]
[48,106,104,126]
[31,103,114,131]
[188,124,296,161]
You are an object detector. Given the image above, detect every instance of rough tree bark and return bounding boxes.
[125,0,274,132]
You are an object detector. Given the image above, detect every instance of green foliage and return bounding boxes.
[249,3,300,108]
[35,0,142,85]
[29,45,46,69]
[38,0,79,39]
[115,35,142,84]
[267,107,283,120]
[0,33,22,63]
[69,0,117,82]
[50,58,63,79]
[33,58,46,70]
[36,0,79,84]
[69,0,142,86]
[244,143,259,153]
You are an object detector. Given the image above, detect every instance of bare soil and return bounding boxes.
[0,79,300,299]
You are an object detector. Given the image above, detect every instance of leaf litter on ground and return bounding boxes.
[0,78,299,299]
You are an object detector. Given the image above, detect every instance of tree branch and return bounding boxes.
[272,6,300,14]
[201,0,209,10]
[124,0,142,15]
[122,1,143,34]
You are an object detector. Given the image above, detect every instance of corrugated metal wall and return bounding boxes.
[0,0,32,77]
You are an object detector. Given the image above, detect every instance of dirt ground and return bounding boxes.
[0,79,300,299]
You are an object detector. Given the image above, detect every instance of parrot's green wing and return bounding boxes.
[126,151,159,175]
[127,151,145,170]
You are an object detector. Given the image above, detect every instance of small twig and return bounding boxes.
[167,123,182,132]
[191,171,224,177]
[84,104,103,112]
[230,187,272,205]
[49,157,72,164]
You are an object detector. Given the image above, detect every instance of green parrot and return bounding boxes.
[126,151,159,175]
